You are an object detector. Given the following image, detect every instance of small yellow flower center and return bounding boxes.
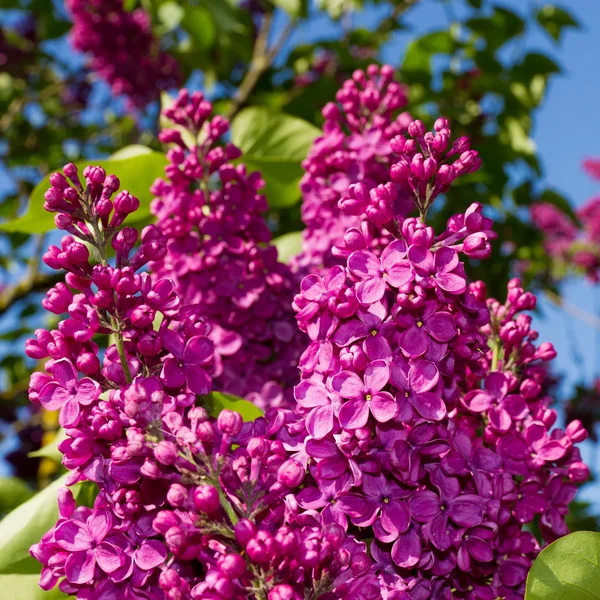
[405,392,409,398]
[370,329,378,336]
[417,321,423,327]
[383,498,389,504]
[366,394,372,401]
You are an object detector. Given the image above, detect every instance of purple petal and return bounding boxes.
[385,261,414,288]
[357,277,386,304]
[408,360,439,393]
[297,487,327,510]
[183,365,212,395]
[391,530,421,568]
[160,358,186,389]
[399,325,428,358]
[134,540,167,570]
[39,382,69,411]
[427,513,451,551]
[59,396,81,428]
[409,490,441,521]
[65,550,96,584]
[436,272,466,294]
[301,274,326,301]
[50,358,77,387]
[370,392,398,423]
[87,510,112,544]
[336,493,370,518]
[55,520,92,552]
[411,391,446,421]
[95,542,125,574]
[467,537,493,562]
[76,378,100,405]
[333,319,370,346]
[306,404,334,439]
[408,245,434,275]
[448,494,484,527]
[424,311,456,342]
[162,329,185,360]
[332,370,364,400]
[295,380,329,408]
[339,398,369,429]
[364,333,392,360]
[435,247,459,273]
[485,371,508,399]
[381,239,408,269]
[537,441,567,461]
[381,500,410,535]
[363,360,389,393]
[489,406,511,432]
[463,390,493,412]
[348,250,381,278]
[183,336,214,366]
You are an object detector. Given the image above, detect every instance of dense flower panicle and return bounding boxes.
[28,66,587,600]
[66,0,181,108]
[294,65,412,275]
[290,118,586,598]
[531,158,600,281]
[149,89,303,409]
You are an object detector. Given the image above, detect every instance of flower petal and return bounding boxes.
[184,365,212,395]
[95,542,125,574]
[411,391,446,422]
[332,371,364,399]
[134,540,167,570]
[65,549,96,584]
[391,530,421,568]
[357,277,386,305]
[448,494,484,527]
[370,392,398,423]
[306,404,334,439]
[339,398,369,429]
[409,490,441,522]
[348,250,381,278]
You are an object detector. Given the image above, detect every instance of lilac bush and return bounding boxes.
[25,67,588,599]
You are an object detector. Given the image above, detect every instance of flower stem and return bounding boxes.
[491,339,501,372]
[114,324,132,384]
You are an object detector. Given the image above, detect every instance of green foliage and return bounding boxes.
[0,147,168,234]
[0,475,97,575]
[27,429,67,463]
[536,4,580,43]
[0,575,68,599]
[525,531,600,599]
[0,478,34,517]
[205,391,264,422]
[231,107,320,208]
[273,231,303,263]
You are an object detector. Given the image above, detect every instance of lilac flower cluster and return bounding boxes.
[291,119,587,598]
[293,65,412,275]
[27,67,588,600]
[149,90,303,409]
[29,162,370,599]
[66,0,181,108]
[531,158,600,281]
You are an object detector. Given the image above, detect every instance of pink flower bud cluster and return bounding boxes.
[149,89,304,410]
[293,65,412,275]
[290,119,587,598]
[66,0,181,108]
[531,158,600,282]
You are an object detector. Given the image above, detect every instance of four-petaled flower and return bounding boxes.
[39,358,101,427]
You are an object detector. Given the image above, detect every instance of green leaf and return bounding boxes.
[123,0,137,11]
[402,31,454,76]
[273,0,308,17]
[536,5,580,43]
[506,117,536,156]
[467,6,525,50]
[273,231,302,263]
[0,574,69,599]
[317,0,362,19]
[0,148,168,234]
[231,107,320,207]
[0,475,97,575]
[28,429,67,463]
[182,6,217,51]
[0,479,34,515]
[158,1,185,31]
[205,392,264,422]
[526,531,600,599]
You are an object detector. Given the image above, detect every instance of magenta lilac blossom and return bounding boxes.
[66,0,181,108]
[149,90,304,409]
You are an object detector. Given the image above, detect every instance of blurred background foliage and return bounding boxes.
[0,0,598,569]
